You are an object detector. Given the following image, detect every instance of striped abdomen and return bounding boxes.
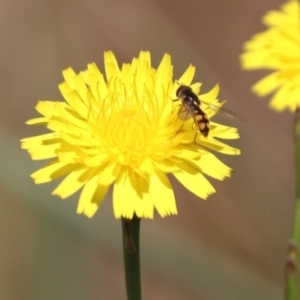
[192,106,210,137]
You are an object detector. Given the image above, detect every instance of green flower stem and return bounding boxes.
[122,215,142,300]
[285,241,298,300]
[286,108,300,300]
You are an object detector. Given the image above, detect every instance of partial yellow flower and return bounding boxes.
[240,0,300,112]
[21,51,240,219]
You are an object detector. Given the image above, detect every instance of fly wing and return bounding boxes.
[177,101,210,137]
[203,101,246,121]
[177,104,192,121]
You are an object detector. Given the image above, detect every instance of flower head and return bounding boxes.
[21,51,240,219]
[240,0,300,112]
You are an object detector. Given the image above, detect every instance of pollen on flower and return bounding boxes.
[21,51,240,219]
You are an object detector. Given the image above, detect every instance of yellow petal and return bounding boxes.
[269,80,300,112]
[177,64,195,86]
[74,74,89,104]
[156,53,172,89]
[210,124,240,139]
[252,72,285,96]
[173,164,215,199]
[148,170,177,217]
[58,83,88,119]
[113,169,154,219]
[31,160,77,183]
[26,143,60,160]
[26,117,48,125]
[62,68,77,88]
[83,153,109,167]
[191,152,232,180]
[199,84,220,102]
[113,171,137,219]
[190,82,202,94]
[52,167,96,199]
[97,161,120,186]
[20,132,59,149]
[77,175,109,217]
[54,102,90,130]
[104,51,120,82]
[200,139,241,155]
[139,51,151,65]
[129,170,154,218]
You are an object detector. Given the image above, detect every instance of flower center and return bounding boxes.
[94,90,162,166]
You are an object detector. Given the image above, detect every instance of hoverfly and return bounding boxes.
[175,85,244,138]
[176,85,210,137]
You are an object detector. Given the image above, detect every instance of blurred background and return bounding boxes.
[0,0,294,299]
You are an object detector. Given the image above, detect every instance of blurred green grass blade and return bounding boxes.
[286,109,300,299]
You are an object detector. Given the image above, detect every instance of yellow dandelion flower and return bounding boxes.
[240,0,300,112]
[21,51,240,219]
